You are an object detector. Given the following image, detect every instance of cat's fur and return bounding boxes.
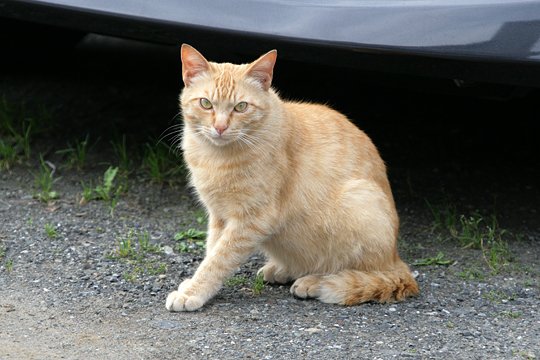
[166,44,419,311]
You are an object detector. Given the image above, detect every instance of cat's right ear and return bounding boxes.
[181,44,210,87]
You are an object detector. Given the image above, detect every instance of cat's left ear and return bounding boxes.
[181,44,210,86]
[246,50,277,91]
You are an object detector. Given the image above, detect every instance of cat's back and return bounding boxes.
[282,100,377,155]
[281,100,390,193]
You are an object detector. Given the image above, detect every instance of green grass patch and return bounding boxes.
[44,223,57,239]
[251,272,265,295]
[80,166,123,215]
[56,134,93,170]
[174,228,206,253]
[426,201,514,274]
[142,141,184,183]
[33,155,60,202]
[111,229,162,261]
[413,252,454,266]
[5,258,13,272]
[0,97,52,169]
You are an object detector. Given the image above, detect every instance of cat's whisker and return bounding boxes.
[157,123,184,144]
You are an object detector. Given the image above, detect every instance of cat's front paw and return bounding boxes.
[165,290,204,312]
[165,278,205,312]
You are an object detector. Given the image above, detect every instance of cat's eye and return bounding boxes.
[199,98,213,110]
[234,101,248,113]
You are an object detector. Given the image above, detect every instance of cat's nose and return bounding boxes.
[214,124,228,136]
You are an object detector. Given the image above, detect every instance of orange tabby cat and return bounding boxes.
[166,44,419,311]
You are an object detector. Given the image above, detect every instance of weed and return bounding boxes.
[413,252,454,266]
[142,141,184,183]
[500,311,522,319]
[425,199,458,235]
[56,134,92,170]
[252,272,265,295]
[0,138,19,170]
[0,98,53,169]
[458,214,511,273]
[483,290,515,303]
[33,155,59,202]
[174,228,206,253]
[138,231,161,253]
[5,258,13,272]
[44,223,57,239]
[0,98,35,169]
[145,262,167,275]
[194,208,208,225]
[117,232,136,259]
[457,267,485,281]
[122,261,167,282]
[0,243,5,260]
[80,166,123,215]
[123,271,138,283]
[225,275,249,287]
[426,201,513,274]
[112,229,162,261]
[111,135,133,173]
[95,167,120,200]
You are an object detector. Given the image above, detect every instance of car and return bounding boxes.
[1,0,540,89]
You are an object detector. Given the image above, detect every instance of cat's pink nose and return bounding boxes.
[214,125,228,136]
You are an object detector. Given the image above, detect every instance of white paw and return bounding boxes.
[290,275,322,299]
[258,263,291,284]
[165,290,205,312]
[165,278,205,312]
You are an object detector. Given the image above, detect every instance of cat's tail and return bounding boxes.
[292,261,419,305]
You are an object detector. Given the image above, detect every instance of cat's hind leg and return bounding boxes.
[258,261,293,284]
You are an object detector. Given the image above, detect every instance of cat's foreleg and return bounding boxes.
[166,222,264,311]
[204,215,224,255]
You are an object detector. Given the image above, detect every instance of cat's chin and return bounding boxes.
[205,134,235,147]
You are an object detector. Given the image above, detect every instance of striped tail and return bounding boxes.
[291,261,419,305]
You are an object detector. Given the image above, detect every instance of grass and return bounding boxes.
[500,311,522,319]
[80,166,123,215]
[56,134,93,170]
[111,135,133,174]
[0,97,51,170]
[426,199,459,236]
[33,155,60,202]
[5,258,13,272]
[225,273,265,295]
[483,289,516,303]
[112,229,162,261]
[109,229,166,283]
[251,272,265,295]
[44,223,57,238]
[457,267,485,281]
[225,275,250,287]
[174,228,207,253]
[413,252,454,266]
[123,261,168,283]
[142,141,184,183]
[427,201,513,274]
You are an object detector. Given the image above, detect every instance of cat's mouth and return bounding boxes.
[205,131,236,146]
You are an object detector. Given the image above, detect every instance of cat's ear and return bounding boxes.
[246,50,277,91]
[181,44,210,86]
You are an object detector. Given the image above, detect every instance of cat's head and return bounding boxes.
[180,44,277,147]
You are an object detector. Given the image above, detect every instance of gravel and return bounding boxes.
[0,35,539,359]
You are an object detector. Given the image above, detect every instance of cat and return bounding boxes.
[166,44,419,311]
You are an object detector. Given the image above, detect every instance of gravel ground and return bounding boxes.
[1,35,539,359]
